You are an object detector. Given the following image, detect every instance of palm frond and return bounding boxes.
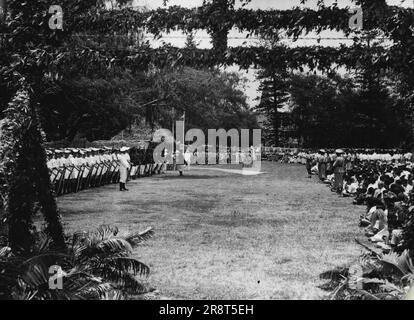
[20,263,50,288]
[48,270,105,300]
[0,246,11,257]
[21,253,69,267]
[96,238,133,255]
[95,225,119,240]
[72,243,90,262]
[353,289,381,300]
[125,227,154,247]
[379,280,405,294]
[20,253,69,288]
[360,278,385,285]
[101,257,150,277]
[76,282,114,300]
[406,254,414,274]
[69,231,88,247]
[30,288,80,301]
[101,290,126,300]
[320,267,348,281]
[111,273,148,295]
[91,266,147,295]
[381,250,413,276]
[359,253,382,274]
[0,225,153,300]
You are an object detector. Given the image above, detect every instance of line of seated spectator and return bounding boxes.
[299,149,414,253]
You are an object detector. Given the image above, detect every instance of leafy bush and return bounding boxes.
[320,245,414,300]
[0,225,154,300]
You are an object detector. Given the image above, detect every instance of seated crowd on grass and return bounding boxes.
[264,148,414,254]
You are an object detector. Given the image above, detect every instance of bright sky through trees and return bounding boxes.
[129,0,414,108]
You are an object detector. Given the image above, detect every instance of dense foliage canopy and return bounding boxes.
[288,72,408,148]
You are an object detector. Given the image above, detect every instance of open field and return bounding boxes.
[57,162,365,300]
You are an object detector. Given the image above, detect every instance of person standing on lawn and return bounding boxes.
[175,142,192,176]
[158,136,169,174]
[119,147,131,191]
[305,151,314,179]
[332,149,345,194]
[317,149,327,181]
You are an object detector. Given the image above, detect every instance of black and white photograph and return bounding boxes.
[1,0,414,306]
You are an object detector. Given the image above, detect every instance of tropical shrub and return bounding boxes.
[0,225,154,300]
[320,246,414,300]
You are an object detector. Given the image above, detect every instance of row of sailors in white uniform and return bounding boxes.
[46,146,260,178]
[46,148,131,181]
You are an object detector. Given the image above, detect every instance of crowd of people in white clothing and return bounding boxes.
[46,142,262,195]
[46,146,164,195]
[262,148,414,254]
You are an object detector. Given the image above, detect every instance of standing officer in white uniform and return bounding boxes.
[119,147,131,191]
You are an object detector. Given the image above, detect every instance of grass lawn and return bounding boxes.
[57,162,364,300]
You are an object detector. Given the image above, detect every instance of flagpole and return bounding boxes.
[172,107,175,170]
[183,111,186,136]
[172,107,175,142]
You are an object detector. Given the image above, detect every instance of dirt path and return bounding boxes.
[58,162,364,299]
